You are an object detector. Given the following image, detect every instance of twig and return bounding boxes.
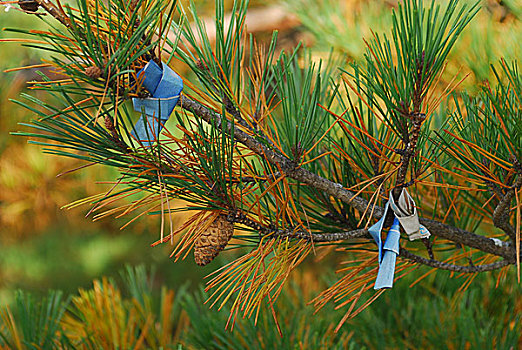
[400,248,511,273]
[226,210,370,242]
[392,53,432,256]
[493,174,522,242]
[35,0,71,28]
[419,217,515,262]
[231,209,514,267]
[393,52,428,198]
[277,228,370,242]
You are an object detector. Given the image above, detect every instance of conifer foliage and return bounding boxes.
[1,0,520,328]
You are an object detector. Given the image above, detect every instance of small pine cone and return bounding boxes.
[18,0,39,12]
[194,215,234,266]
[85,65,102,79]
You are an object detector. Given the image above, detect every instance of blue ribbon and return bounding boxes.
[369,202,401,290]
[369,202,389,263]
[374,217,400,289]
[132,60,183,147]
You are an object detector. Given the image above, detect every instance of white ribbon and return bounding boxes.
[389,188,430,241]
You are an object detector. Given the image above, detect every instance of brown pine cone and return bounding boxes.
[194,215,234,266]
[85,65,102,79]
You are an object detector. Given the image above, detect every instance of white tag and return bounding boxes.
[389,189,430,241]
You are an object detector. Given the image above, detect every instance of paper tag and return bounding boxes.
[389,189,430,241]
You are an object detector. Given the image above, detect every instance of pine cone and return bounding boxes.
[85,65,102,79]
[194,215,234,266]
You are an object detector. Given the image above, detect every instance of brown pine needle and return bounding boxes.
[3,63,53,73]
[30,78,73,85]
[445,130,513,170]
[300,151,333,166]
[56,160,99,177]
[301,117,339,159]
[348,289,386,320]
[334,283,367,333]
[0,38,49,44]
[515,189,522,283]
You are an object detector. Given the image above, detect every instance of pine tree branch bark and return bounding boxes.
[230,213,513,272]
[399,248,510,273]
[493,174,522,242]
[179,95,517,262]
[180,96,383,216]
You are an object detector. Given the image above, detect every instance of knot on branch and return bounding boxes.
[408,111,426,150]
[18,0,38,12]
[226,210,273,233]
[513,157,522,174]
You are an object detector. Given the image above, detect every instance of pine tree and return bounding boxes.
[1,0,520,329]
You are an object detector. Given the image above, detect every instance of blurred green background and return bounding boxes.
[0,0,521,348]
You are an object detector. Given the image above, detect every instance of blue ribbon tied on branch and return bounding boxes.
[132,60,183,147]
[369,189,431,289]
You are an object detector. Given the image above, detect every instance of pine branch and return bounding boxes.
[3,0,519,326]
[34,0,71,28]
[228,211,369,242]
[392,53,428,199]
[180,95,517,262]
[277,228,369,242]
[180,95,382,215]
[493,171,522,241]
[420,218,515,262]
[399,248,510,273]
